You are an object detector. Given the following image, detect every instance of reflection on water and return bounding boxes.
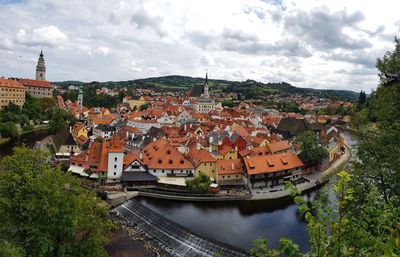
[0,129,50,158]
[139,132,358,252]
[138,195,312,252]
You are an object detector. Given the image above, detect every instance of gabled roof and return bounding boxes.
[276,118,309,137]
[141,138,194,170]
[123,151,142,169]
[186,146,216,167]
[267,140,291,154]
[217,159,243,175]
[19,78,53,88]
[52,128,76,151]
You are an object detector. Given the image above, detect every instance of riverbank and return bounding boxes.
[133,148,352,202]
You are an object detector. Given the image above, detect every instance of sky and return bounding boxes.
[0,0,399,92]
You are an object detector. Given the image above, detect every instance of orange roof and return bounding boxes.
[243,153,303,175]
[76,135,89,145]
[141,138,193,170]
[217,159,243,175]
[93,115,116,126]
[72,122,85,134]
[267,140,291,154]
[0,78,25,89]
[186,146,216,167]
[235,126,250,138]
[19,79,53,88]
[218,144,234,156]
[250,146,270,156]
[109,134,124,153]
[123,125,142,134]
[123,151,142,169]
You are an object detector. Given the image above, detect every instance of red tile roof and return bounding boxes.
[19,79,53,88]
[243,153,303,175]
[0,78,25,89]
[217,159,243,175]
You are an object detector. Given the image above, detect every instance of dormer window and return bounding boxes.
[180,160,184,164]
[158,159,162,164]
[168,159,173,164]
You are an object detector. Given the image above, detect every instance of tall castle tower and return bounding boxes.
[203,71,209,98]
[36,49,46,81]
[77,86,83,111]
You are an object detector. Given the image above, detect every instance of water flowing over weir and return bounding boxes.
[112,200,248,257]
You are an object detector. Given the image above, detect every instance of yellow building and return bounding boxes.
[71,122,88,140]
[186,147,217,181]
[0,78,26,110]
[326,141,340,163]
[216,159,243,183]
[123,96,146,110]
[219,145,238,160]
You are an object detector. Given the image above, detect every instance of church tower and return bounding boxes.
[77,86,83,111]
[36,49,46,81]
[203,71,209,98]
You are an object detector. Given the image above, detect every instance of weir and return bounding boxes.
[112,200,248,257]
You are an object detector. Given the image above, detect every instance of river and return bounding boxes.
[137,131,358,252]
[0,129,50,158]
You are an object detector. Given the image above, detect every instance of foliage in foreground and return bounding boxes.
[0,147,114,257]
[186,174,212,193]
[247,172,400,257]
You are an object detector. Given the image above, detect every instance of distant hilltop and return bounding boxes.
[53,75,359,102]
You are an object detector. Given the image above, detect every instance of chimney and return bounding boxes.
[231,163,234,170]
[209,136,213,144]
[153,137,156,142]
[184,123,187,131]
[139,153,143,160]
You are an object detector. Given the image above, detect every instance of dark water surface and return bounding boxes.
[138,132,359,252]
[0,129,50,158]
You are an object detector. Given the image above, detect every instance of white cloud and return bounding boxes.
[15,26,68,47]
[95,46,110,56]
[0,0,398,92]
[0,38,14,50]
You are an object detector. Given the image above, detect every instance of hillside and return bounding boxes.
[54,75,358,101]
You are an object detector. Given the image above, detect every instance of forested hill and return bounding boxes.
[54,75,358,101]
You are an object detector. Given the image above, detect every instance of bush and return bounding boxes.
[186,174,212,193]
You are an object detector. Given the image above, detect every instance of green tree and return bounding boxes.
[358,90,367,105]
[296,131,328,166]
[139,103,150,111]
[49,108,69,134]
[247,172,400,257]
[0,121,18,139]
[186,174,212,193]
[0,147,114,257]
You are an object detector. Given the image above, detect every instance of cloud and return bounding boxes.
[284,7,370,51]
[130,8,166,37]
[95,46,110,56]
[15,26,68,47]
[0,38,14,50]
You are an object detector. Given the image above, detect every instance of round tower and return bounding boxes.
[36,49,46,81]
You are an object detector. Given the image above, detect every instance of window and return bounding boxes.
[222,176,225,179]
[228,176,230,178]
[115,157,117,161]
[114,164,117,169]
[114,172,116,175]
[236,175,239,178]
[162,170,165,173]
